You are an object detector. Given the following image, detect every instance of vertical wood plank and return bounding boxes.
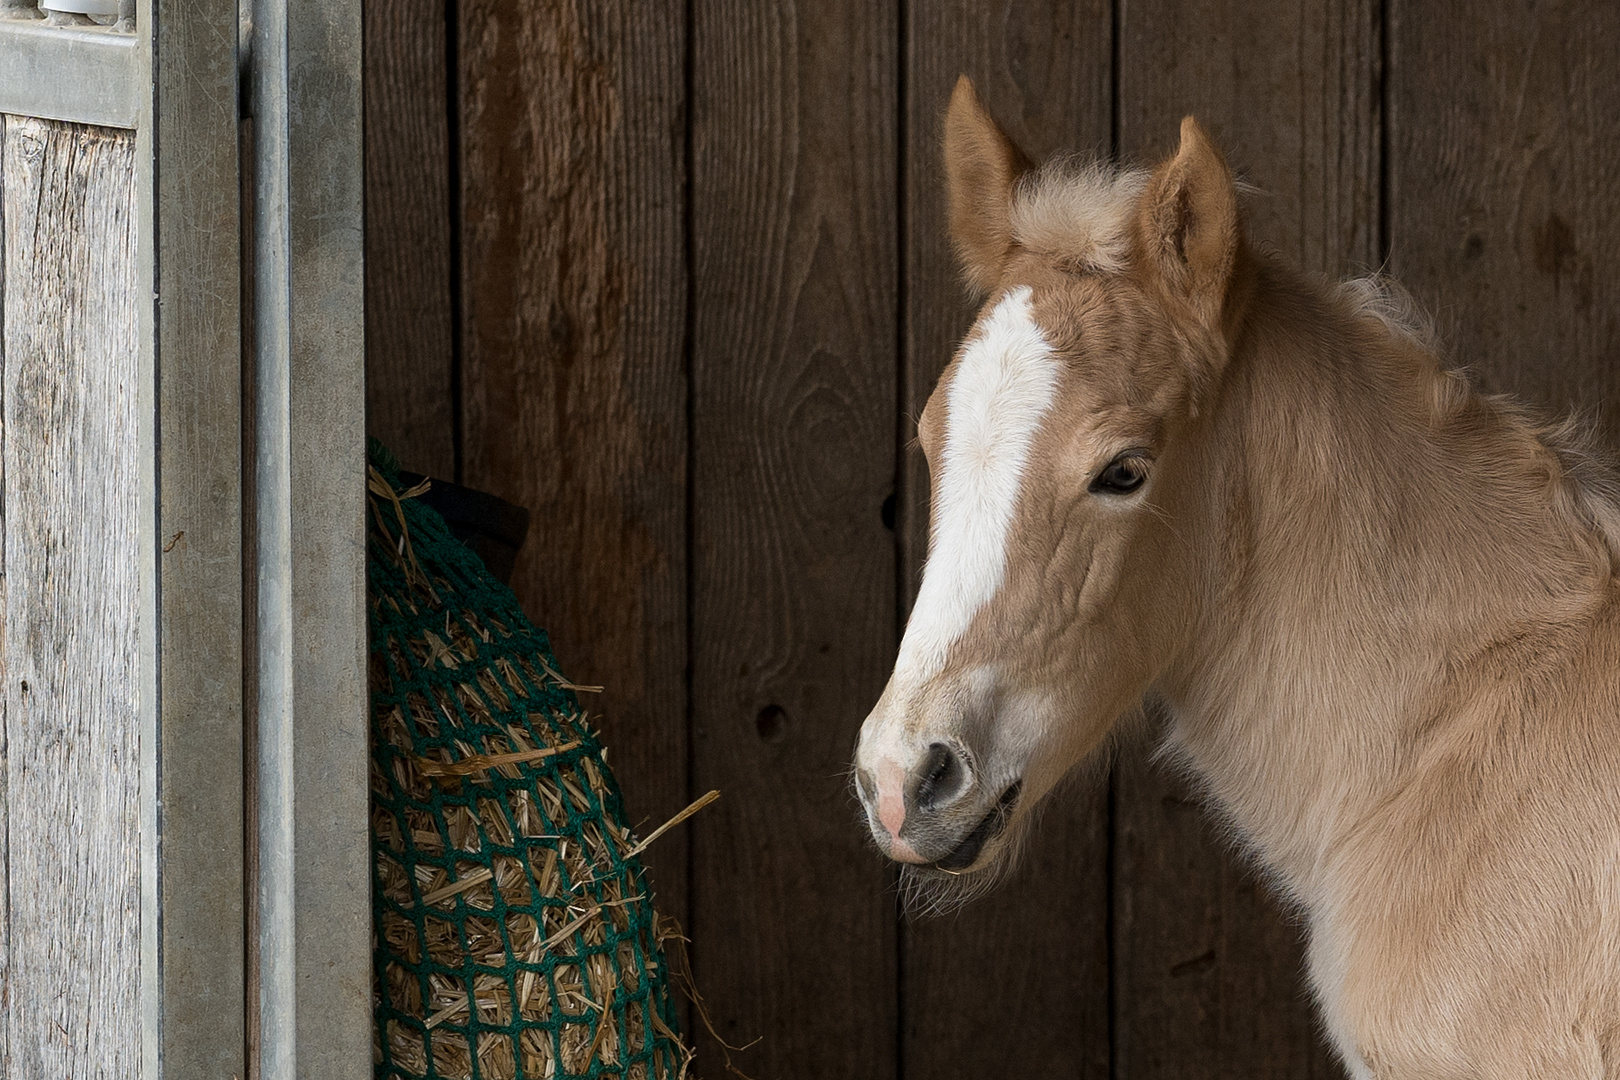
[688,2,899,1074]
[1113,2,1379,1076]
[0,111,10,1080]
[1389,0,1620,439]
[1,115,140,1079]
[290,0,372,1063]
[364,0,457,478]
[1112,749,1341,1079]
[1120,0,1382,277]
[457,0,691,929]
[901,7,1113,1078]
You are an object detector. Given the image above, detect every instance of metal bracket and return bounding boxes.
[0,10,138,129]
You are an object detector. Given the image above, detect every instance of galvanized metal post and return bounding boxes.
[252,0,298,1068]
[141,0,253,1074]
[250,0,369,1076]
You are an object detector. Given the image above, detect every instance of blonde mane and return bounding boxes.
[1504,402,1620,567]
[1337,274,1438,352]
[1008,157,1148,275]
[1331,273,1620,569]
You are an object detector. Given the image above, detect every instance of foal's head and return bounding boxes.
[854,78,1247,889]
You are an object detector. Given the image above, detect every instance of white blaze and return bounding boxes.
[895,286,1059,683]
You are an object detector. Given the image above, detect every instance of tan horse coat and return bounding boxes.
[857,77,1620,1079]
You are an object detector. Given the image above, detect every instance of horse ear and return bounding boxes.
[944,75,1031,296]
[1137,116,1242,331]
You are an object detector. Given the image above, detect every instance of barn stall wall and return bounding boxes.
[364,2,1620,1077]
[1,3,370,1075]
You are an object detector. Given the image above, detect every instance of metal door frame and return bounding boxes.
[0,3,368,1074]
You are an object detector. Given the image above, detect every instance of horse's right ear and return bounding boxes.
[944,76,1031,296]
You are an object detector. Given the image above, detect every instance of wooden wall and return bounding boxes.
[363,2,1620,1076]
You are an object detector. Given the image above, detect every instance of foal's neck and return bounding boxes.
[1160,262,1614,905]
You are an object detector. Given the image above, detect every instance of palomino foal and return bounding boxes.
[854,77,1620,1078]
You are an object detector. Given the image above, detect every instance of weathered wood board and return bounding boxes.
[1390,0,1620,441]
[152,0,247,1064]
[687,1,898,1074]
[455,0,693,939]
[364,0,458,479]
[1,114,140,1079]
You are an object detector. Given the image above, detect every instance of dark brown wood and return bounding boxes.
[687,2,898,1075]
[364,0,457,478]
[901,7,1113,1077]
[1113,2,1379,1076]
[1390,0,1620,440]
[1121,0,1381,277]
[456,0,692,936]
[1112,744,1340,1079]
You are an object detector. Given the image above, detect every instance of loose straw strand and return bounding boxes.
[625,790,721,860]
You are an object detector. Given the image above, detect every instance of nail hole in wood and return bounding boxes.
[754,705,788,743]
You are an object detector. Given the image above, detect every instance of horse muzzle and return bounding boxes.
[930,781,1021,870]
[854,739,1021,872]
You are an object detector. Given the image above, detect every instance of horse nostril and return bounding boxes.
[854,767,876,804]
[915,743,965,811]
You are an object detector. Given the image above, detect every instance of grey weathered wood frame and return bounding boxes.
[1,0,368,1073]
[4,111,143,1079]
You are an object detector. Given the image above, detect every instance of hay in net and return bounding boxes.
[368,444,690,1080]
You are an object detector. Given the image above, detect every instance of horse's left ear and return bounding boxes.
[1137,117,1242,334]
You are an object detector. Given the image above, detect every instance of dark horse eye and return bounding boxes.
[1090,453,1149,495]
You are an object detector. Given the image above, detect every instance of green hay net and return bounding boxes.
[368,443,685,1080]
